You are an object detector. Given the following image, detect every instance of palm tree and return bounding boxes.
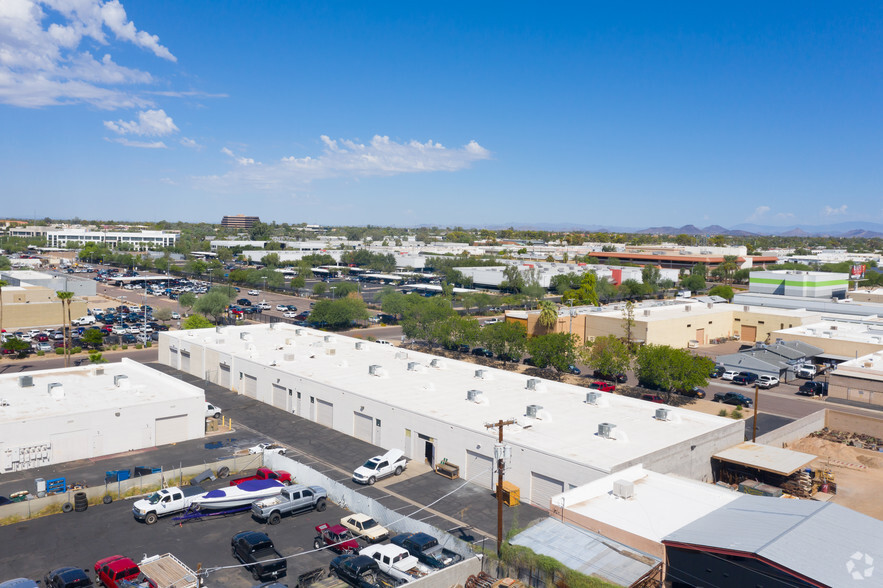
[537,300,559,331]
[0,279,7,338]
[56,291,74,368]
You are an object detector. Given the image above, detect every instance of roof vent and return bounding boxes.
[526,404,543,418]
[285,338,296,345]
[395,351,408,360]
[598,422,616,439]
[215,326,224,333]
[467,389,483,402]
[655,408,671,421]
[707,302,714,309]
[325,348,336,356]
[324,335,335,343]
[92,367,104,376]
[613,479,635,499]
[269,322,280,330]
[114,374,129,388]
[407,362,422,372]
[744,305,750,312]
[475,369,488,379]
[355,341,366,350]
[430,359,444,369]
[283,353,295,361]
[295,328,305,336]
[18,375,33,388]
[526,378,541,390]
[684,305,692,312]
[586,392,601,405]
[47,382,64,399]
[368,364,386,377]
[239,332,251,341]
[643,309,651,316]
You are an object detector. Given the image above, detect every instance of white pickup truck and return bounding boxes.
[352,448,407,485]
[360,544,431,583]
[132,486,205,524]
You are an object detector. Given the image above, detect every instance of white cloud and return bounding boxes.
[747,206,770,222]
[824,205,848,216]
[197,135,491,191]
[104,108,177,136]
[0,0,175,109]
[105,136,166,148]
[179,137,201,149]
[775,212,795,220]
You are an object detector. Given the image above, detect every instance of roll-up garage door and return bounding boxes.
[180,350,190,372]
[530,472,564,510]
[272,384,287,410]
[50,430,89,463]
[317,399,333,428]
[219,364,230,388]
[243,374,258,398]
[741,325,757,344]
[353,412,373,443]
[155,415,188,446]
[465,450,494,490]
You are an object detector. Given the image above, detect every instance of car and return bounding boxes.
[679,387,706,399]
[283,311,297,318]
[231,531,286,582]
[171,312,181,319]
[329,554,396,588]
[258,302,272,310]
[0,579,39,588]
[592,370,628,383]
[567,365,581,375]
[36,342,53,352]
[713,392,753,407]
[797,381,828,396]
[313,523,360,554]
[721,370,738,381]
[237,298,252,306]
[248,290,260,296]
[353,449,407,485]
[368,315,381,324]
[205,402,222,419]
[389,532,463,569]
[709,365,725,378]
[248,442,287,455]
[641,394,665,404]
[471,347,494,358]
[732,372,759,386]
[588,381,615,392]
[276,304,288,311]
[43,567,93,588]
[796,364,818,379]
[94,555,156,588]
[757,375,780,389]
[340,513,390,543]
[376,339,391,346]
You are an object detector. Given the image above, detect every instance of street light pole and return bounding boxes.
[567,299,574,336]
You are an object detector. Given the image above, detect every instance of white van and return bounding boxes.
[205,402,222,419]
[73,315,96,326]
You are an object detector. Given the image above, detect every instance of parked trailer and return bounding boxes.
[138,553,199,588]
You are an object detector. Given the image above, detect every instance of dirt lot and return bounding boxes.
[790,436,883,521]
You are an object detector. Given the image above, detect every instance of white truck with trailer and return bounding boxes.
[132,486,205,524]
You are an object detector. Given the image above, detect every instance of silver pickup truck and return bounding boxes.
[251,484,327,525]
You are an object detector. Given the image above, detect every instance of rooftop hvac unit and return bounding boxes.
[47,382,64,399]
[395,351,408,360]
[526,404,543,418]
[467,389,483,402]
[114,374,129,387]
[92,367,104,376]
[475,369,487,379]
[355,341,366,350]
[526,378,540,390]
[744,306,750,312]
[368,364,383,376]
[684,305,692,312]
[295,328,305,336]
[643,309,651,316]
[239,332,251,340]
[324,335,335,343]
[407,362,420,371]
[325,348,336,355]
[216,338,225,345]
[655,408,671,421]
[430,359,444,369]
[285,338,296,345]
[586,392,601,404]
[18,375,33,388]
[598,422,616,439]
[707,302,714,309]
[215,326,224,333]
[283,353,295,361]
[831,325,838,330]
[613,479,635,499]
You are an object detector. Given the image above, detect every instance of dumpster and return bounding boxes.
[105,470,131,483]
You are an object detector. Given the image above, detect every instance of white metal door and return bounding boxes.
[272,384,287,410]
[180,350,190,372]
[353,412,373,443]
[530,472,564,510]
[219,364,231,388]
[155,415,188,446]
[50,430,89,464]
[317,399,333,428]
[243,374,257,398]
[465,450,494,490]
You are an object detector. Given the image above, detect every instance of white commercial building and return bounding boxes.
[749,270,849,299]
[455,262,679,289]
[0,359,205,473]
[12,228,180,249]
[159,324,743,508]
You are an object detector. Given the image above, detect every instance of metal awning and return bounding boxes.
[713,442,817,476]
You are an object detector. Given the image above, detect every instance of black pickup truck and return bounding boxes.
[329,554,398,588]
[389,532,462,569]
[231,531,286,581]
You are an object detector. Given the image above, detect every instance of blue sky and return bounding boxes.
[1,2,881,229]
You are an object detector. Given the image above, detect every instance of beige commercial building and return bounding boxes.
[773,320,883,363]
[828,351,883,407]
[507,301,823,348]
[0,285,87,330]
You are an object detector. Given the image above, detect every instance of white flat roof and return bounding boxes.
[167,325,737,473]
[0,359,204,422]
[775,320,883,344]
[552,465,740,542]
[835,350,883,382]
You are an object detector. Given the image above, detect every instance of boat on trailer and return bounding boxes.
[191,478,285,510]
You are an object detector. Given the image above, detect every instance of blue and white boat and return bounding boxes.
[191,478,285,510]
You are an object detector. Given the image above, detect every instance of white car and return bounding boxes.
[248,290,260,296]
[721,370,738,381]
[276,304,288,311]
[758,375,780,388]
[283,311,297,318]
[171,311,181,319]
[205,402,222,419]
[258,302,272,310]
[248,442,287,455]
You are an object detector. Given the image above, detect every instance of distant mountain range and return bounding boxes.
[476,221,883,238]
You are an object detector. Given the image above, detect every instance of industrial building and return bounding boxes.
[828,350,883,408]
[749,269,849,299]
[159,324,744,508]
[0,273,88,330]
[773,319,883,365]
[715,341,824,381]
[0,359,206,473]
[454,262,679,290]
[1,270,96,298]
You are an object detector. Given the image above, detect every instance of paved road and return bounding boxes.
[0,347,158,374]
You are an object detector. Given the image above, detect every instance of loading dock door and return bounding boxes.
[465,450,494,490]
[272,384,287,410]
[50,430,89,463]
[353,412,373,443]
[696,328,705,344]
[530,472,564,510]
[317,399,333,428]
[180,350,190,372]
[155,415,188,446]
[741,325,757,344]
[219,364,230,388]
[243,374,258,398]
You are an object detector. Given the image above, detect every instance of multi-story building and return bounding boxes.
[9,227,178,250]
[221,215,261,229]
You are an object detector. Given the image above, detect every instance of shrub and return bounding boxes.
[36,350,44,356]
[71,346,82,354]
[145,342,152,348]
[135,343,143,350]
[718,409,728,417]
[121,344,128,350]
[731,408,744,419]
[55,348,64,355]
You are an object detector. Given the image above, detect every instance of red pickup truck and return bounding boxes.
[95,555,157,588]
[229,467,292,486]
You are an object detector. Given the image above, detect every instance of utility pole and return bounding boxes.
[752,383,759,442]
[485,418,516,558]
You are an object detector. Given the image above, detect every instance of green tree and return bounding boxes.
[261,252,281,267]
[193,287,236,323]
[681,273,706,292]
[81,329,105,349]
[331,282,358,298]
[183,314,214,329]
[526,332,579,373]
[635,344,714,402]
[707,285,734,301]
[55,291,74,368]
[583,335,631,379]
[217,247,234,262]
[153,307,173,322]
[641,265,661,292]
[562,272,600,306]
[480,321,527,360]
[249,222,272,240]
[537,300,559,331]
[186,259,207,277]
[622,300,635,346]
[0,257,11,271]
[2,336,31,358]
[500,265,525,293]
[595,277,617,303]
[309,297,369,329]
[401,297,457,341]
[313,282,328,296]
[291,275,306,290]
[178,292,197,315]
[380,291,411,320]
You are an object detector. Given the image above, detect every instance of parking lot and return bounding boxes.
[0,362,544,585]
